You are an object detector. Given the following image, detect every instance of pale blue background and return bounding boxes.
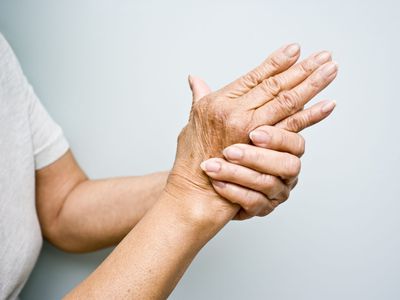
[0,0,399,299]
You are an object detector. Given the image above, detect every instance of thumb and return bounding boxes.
[188,75,212,103]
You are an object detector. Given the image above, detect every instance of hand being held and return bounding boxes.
[189,74,336,220]
[165,43,338,224]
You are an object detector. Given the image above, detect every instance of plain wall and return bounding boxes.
[0,0,399,299]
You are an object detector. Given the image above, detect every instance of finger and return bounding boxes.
[254,61,338,125]
[233,205,277,220]
[200,158,290,200]
[211,180,275,218]
[248,125,305,157]
[188,75,212,103]
[275,99,336,133]
[233,209,253,221]
[241,50,331,109]
[222,144,301,180]
[288,177,299,189]
[219,43,301,98]
[233,198,280,220]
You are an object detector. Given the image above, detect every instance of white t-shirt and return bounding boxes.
[0,33,69,299]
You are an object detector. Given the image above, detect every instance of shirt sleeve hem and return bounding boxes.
[34,133,69,170]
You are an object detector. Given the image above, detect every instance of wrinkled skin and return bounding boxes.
[166,44,338,220]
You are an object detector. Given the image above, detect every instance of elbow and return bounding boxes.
[42,221,95,254]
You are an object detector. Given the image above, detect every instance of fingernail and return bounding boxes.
[321,61,338,77]
[315,51,331,64]
[321,100,336,113]
[223,146,243,160]
[249,130,270,144]
[200,160,221,172]
[212,180,226,188]
[284,43,300,57]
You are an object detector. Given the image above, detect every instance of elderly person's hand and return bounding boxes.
[165,43,337,224]
[189,72,335,220]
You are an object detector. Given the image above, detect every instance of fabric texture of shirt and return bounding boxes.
[0,33,69,299]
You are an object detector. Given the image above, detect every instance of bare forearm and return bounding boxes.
[65,190,236,299]
[47,171,168,252]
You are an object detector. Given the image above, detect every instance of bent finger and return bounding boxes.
[200,158,289,200]
[211,180,275,218]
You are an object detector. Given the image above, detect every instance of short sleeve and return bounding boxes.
[28,86,69,170]
[0,33,69,170]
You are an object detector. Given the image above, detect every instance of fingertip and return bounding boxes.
[330,61,339,76]
[200,159,221,173]
[321,100,336,113]
[212,180,226,189]
[249,130,270,146]
[314,50,332,64]
[283,42,301,57]
[223,146,243,161]
[333,61,339,69]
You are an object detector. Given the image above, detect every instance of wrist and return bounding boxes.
[163,172,239,235]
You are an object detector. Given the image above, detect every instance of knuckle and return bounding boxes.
[298,114,310,132]
[261,175,279,195]
[241,202,251,213]
[279,189,290,202]
[308,74,322,90]
[241,72,260,88]
[285,116,304,132]
[284,155,301,177]
[226,117,251,139]
[276,91,299,114]
[297,134,306,156]
[258,204,274,217]
[270,199,281,208]
[256,173,273,189]
[210,100,228,119]
[305,108,316,126]
[268,55,283,70]
[261,76,282,96]
[244,190,263,215]
[299,59,313,74]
